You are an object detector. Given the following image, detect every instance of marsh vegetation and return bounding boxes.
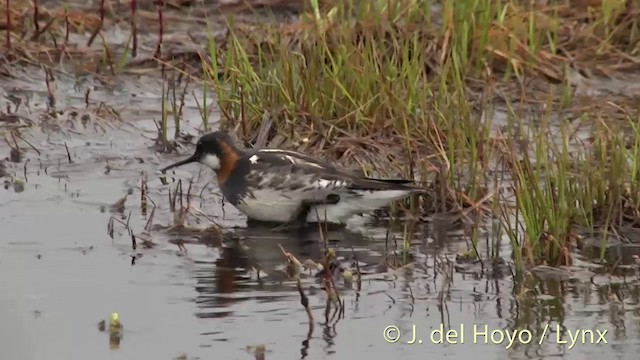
[2,0,640,359]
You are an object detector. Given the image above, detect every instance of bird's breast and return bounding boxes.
[233,187,304,223]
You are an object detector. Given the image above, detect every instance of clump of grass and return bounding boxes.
[500,112,579,270]
[202,0,640,270]
[499,110,640,274]
[572,116,640,254]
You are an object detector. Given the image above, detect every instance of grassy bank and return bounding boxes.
[203,0,640,272]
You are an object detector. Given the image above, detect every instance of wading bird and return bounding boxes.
[161,131,424,227]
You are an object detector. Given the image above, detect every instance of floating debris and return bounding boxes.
[110,195,127,213]
[246,344,267,360]
[98,312,123,350]
[8,179,25,193]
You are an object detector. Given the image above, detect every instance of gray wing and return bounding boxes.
[243,150,349,201]
[245,149,420,198]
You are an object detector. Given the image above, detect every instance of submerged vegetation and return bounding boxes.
[204,0,640,272]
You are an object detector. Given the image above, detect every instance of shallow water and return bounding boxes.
[2,3,640,360]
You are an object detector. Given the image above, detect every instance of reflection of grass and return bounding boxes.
[201,0,640,271]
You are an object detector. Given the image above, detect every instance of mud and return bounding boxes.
[2,1,640,360]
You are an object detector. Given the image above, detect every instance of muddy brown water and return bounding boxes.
[1,69,639,360]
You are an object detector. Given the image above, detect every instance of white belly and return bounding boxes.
[306,190,413,223]
[234,189,415,224]
[235,192,301,223]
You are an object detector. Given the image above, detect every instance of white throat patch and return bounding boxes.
[201,154,221,170]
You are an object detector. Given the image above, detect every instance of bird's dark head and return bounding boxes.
[160,131,239,173]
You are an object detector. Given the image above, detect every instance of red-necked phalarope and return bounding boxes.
[160,131,425,225]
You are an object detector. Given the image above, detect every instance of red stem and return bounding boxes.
[86,0,105,47]
[5,0,11,54]
[131,0,138,57]
[64,8,69,44]
[33,0,40,35]
[154,1,163,59]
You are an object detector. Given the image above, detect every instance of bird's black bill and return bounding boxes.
[160,153,199,173]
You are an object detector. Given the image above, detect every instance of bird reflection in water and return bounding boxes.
[191,226,328,317]
[187,224,370,357]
